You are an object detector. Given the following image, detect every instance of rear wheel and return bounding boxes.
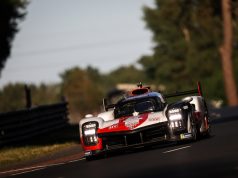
[191,123,198,141]
[203,116,211,137]
[203,100,211,137]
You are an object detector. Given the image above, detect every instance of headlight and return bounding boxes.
[84,129,96,135]
[168,108,184,129]
[168,108,182,121]
[169,113,182,120]
[82,122,98,146]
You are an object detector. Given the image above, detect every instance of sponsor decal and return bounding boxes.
[180,133,192,139]
[148,116,160,121]
[124,116,143,129]
[108,124,118,129]
[180,134,185,139]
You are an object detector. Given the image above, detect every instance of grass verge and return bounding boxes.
[0,124,80,170]
[0,142,78,169]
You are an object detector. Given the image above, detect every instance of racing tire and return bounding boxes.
[191,123,198,141]
[203,101,211,138]
[85,153,105,161]
[202,116,211,138]
[85,155,95,161]
[204,122,211,138]
[187,115,197,141]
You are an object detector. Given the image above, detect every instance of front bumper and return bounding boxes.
[84,121,193,156]
[99,122,170,151]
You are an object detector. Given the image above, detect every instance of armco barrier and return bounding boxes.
[0,102,68,146]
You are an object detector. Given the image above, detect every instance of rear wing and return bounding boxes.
[103,82,204,111]
[164,81,203,98]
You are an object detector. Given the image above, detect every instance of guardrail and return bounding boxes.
[0,102,68,146]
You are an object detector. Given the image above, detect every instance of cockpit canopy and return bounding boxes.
[114,96,165,118]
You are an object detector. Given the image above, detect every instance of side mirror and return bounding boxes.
[103,98,107,111]
[184,97,193,103]
[85,114,93,118]
[103,98,115,111]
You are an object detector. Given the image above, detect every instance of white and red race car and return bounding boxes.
[79,82,211,160]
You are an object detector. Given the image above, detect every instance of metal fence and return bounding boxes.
[0,102,68,146]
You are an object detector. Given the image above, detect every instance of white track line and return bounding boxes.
[163,145,191,153]
[1,165,46,174]
[11,168,45,176]
[0,157,85,175]
[68,157,86,163]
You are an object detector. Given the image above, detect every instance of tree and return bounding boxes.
[107,65,148,85]
[0,83,26,112]
[140,0,238,103]
[31,83,61,106]
[60,67,104,123]
[0,83,61,113]
[0,0,28,74]
[219,0,238,106]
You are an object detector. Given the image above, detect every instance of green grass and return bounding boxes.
[0,142,78,168]
[0,124,80,169]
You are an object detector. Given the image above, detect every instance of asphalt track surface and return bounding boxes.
[3,118,238,178]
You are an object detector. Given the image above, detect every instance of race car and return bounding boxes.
[79,82,211,160]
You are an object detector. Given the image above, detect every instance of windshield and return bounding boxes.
[114,97,164,118]
[135,101,154,113]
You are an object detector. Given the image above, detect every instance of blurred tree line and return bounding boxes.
[0,65,145,122]
[140,0,238,104]
[1,0,238,122]
[0,83,61,112]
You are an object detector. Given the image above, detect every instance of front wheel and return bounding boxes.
[85,153,105,161]
[85,155,96,161]
[187,116,197,141]
[191,123,198,141]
